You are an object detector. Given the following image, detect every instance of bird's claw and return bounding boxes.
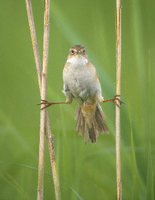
[112,95,124,108]
[37,99,49,105]
[37,99,53,110]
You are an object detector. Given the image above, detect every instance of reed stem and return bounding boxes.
[116,0,122,199]
[25,1,60,199]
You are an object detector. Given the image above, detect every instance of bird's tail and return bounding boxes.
[75,103,108,143]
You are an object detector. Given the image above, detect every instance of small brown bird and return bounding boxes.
[40,45,122,143]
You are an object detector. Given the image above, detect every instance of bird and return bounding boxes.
[39,45,122,143]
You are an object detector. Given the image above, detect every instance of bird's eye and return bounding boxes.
[71,50,75,54]
[83,49,86,53]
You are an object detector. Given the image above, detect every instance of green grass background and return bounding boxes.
[0,0,154,199]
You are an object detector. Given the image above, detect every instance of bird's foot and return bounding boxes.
[111,95,124,108]
[102,95,124,108]
[37,99,54,110]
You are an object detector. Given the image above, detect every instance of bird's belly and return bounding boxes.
[65,67,98,103]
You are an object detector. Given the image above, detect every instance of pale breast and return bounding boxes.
[63,58,102,103]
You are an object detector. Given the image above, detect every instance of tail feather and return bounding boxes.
[95,104,108,133]
[86,123,97,143]
[75,103,108,143]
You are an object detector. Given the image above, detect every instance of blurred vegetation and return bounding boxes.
[0,0,154,199]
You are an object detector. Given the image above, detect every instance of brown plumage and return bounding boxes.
[62,45,109,142]
[75,103,108,143]
[40,45,110,143]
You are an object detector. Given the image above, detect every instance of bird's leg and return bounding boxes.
[38,97,72,110]
[102,95,124,108]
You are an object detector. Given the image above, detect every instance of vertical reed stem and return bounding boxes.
[37,0,50,199]
[116,0,122,199]
[25,0,60,199]
[25,0,42,89]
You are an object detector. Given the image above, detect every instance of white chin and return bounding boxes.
[67,56,88,65]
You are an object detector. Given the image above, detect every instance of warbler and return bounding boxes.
[40,45,122,143]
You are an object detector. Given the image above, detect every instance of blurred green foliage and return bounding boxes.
[0,0,154,199]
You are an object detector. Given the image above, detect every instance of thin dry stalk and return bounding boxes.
[25,0,42,89]
[116,0,122,199]
[25,0,60,200]
[46,119,60,200]
[37,0,50,199]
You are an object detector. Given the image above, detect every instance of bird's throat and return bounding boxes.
[67,55,88,66]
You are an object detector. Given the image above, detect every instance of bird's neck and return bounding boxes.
[67,55,88,66]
